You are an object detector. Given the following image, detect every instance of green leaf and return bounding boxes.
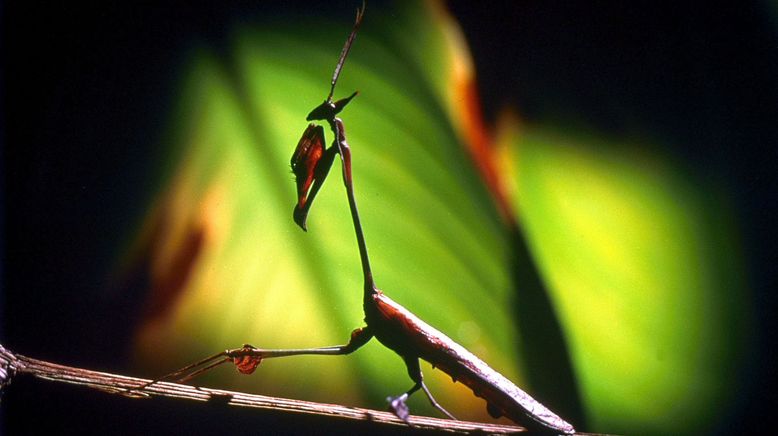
[126,2,752,433]
[504,124,752,434]
[131,2,519,421]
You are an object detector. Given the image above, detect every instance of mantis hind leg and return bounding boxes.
[387,357,456,421]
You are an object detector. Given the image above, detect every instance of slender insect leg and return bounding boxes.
[419,380,456,420]
[128,327,373,395]
[124,351,231,396]
[387,357,456,421]
[230,326,373,360]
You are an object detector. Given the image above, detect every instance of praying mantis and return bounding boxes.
[134,4,575,434]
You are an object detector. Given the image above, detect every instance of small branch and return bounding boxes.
[0,344,525,434]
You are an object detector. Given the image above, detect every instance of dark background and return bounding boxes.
[2,1,776,433]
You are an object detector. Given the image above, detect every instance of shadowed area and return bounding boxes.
[509,225,585,428]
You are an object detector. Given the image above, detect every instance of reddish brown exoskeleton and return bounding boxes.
[134,4,575,434]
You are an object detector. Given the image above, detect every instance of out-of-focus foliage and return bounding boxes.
[501,122,750,434]
[127,1,751,433]
[131,1,517,422]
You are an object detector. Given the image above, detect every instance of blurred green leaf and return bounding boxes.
[126,1,752,433]
[504,124,751,434]
[132,2,518,422]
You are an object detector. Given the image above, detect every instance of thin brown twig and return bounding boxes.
[0,344,525,434]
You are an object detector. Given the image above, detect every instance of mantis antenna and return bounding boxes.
[328,2,365,102]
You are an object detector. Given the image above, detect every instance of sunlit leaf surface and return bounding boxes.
[126,1,752,433]
[131,2,517,422]
[503,124,751,434]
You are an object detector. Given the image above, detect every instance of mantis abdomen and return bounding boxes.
[366,290,575,434]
